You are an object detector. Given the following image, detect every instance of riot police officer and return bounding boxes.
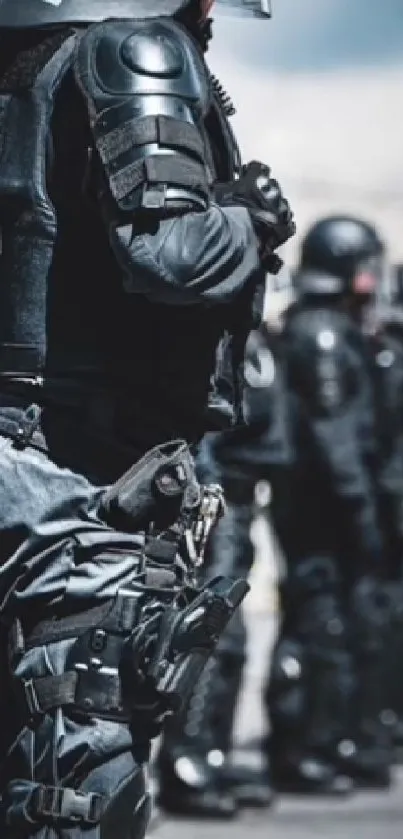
[371,264,403,753]
[267,216,392,794]
[0,1,295,837]
[158,321,292,817]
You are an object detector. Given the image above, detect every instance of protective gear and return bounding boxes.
[0,0,292,833]
[0,423,248,836]
[268,560,354,795]
[266,297,392,792]
[75,18,212,217]
[298,216,385,297]
[368,317,403,753]
[0,0,271,28]
[215,161,295,274]
[341,577,392,788]
[0,18,265,445]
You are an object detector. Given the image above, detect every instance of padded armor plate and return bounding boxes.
[74,18,212,213]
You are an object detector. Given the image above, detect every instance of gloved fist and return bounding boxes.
[215,161,295,273]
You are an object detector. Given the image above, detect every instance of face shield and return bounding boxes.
[215,0,272,19]
[351,253,388,334]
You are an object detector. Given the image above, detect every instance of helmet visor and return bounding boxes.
[352,255,385,297]
[215,0,272,19]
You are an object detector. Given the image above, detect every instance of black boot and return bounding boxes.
[157,656,238,818]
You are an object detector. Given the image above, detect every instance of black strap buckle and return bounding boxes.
[32,785,104,826]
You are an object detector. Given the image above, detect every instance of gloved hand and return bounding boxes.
[215,161,295,273]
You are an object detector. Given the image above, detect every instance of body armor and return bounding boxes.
[0,16,241,446]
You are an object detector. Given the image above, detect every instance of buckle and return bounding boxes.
[32,785,104,826]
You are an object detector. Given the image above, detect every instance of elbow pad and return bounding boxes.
[74,17,213,216]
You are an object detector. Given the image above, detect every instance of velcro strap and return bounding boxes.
[97,113,205,164]
[32,783,104,826]
[109,152,208,204]
[24,601,112,649]
[16,672,78,718]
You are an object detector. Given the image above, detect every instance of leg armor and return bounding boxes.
[267,558,353,792]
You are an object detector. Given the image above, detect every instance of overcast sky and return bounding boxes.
[212,0,403,72]
[207,0,403,261]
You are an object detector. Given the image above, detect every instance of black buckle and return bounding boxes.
[32,785,104,826]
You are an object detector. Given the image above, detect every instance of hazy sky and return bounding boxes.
[212,0,403,72]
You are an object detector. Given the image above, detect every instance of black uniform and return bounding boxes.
[0,1,294,837]
[371,290,403,749]
[158,323,292,816]
[267,217,392,794]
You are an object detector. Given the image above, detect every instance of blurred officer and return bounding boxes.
[267,216,393,794]
[158,322,293,817]
[372,264,403,752]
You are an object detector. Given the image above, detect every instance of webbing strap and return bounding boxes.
[5,779,105,828]
[31,784,104,826]
[16,672,78,718]
[110,152,208,203]
[23,600,112,649]
[97,113,206,164]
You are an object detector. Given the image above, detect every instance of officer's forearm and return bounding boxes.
[108,205,260,305]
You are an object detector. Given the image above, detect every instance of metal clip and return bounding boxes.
[191,484,226,567]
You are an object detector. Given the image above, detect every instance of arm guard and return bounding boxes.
[74,17,212,217]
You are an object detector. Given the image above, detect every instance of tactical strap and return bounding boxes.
[5,779,104,828]
[16,672,79,719]
[96,112,206,166]
[31,784,104,827]
[23,601,112,649]
[109,152,209,208]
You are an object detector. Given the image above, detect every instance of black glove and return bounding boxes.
[215,161,295,273]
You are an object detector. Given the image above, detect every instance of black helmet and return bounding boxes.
[297,215,385,298]
[0,0,191,27]
[0,0,271,28]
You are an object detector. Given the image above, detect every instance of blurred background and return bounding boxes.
[154,4,403,838]
[209,0,403,264]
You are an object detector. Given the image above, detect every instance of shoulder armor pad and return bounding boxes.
[74,18,212,214]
